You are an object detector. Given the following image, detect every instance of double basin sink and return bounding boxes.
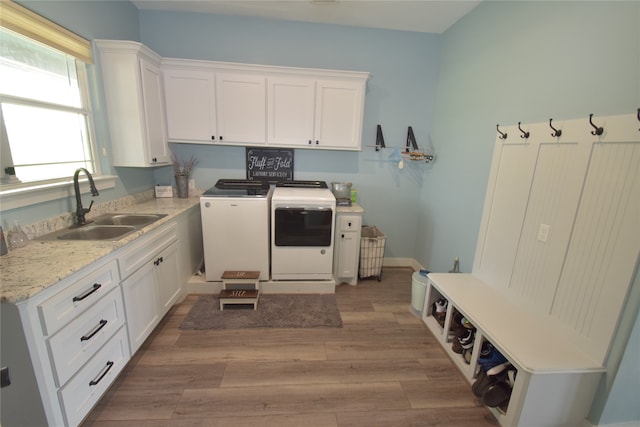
[39,213,167,241]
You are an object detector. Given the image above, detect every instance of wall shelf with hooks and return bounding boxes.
[371,125,435,163]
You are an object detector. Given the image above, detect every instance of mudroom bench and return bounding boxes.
[422,273,604,427]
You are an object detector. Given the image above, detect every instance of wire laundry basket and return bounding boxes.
[359,226,386,281]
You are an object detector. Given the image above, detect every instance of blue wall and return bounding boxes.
[428,1,640,425]
[140,11,442,260]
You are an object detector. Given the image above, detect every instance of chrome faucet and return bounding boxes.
[73,168,99,226]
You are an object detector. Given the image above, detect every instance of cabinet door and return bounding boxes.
[97,40,169,167]
[335,231,359,280]
[155,241,181,316]
[267,77,316,146]
[314,79,365,150]
[164,68,217,143]
[139,56,169,165]
[121,262,159,354]
[216,73,266,144]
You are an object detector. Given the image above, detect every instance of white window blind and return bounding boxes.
[0,0,92,63]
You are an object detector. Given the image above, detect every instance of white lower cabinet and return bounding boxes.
[57,327,129,427]
[1,209,198,427]
[47,287,126,387]
[333,205,364,285]
[121,261,160,354]
[119,222,179,354]
[0,258,129,427]
[156,241,181,313]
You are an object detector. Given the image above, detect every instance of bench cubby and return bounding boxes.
[422,273,604,427]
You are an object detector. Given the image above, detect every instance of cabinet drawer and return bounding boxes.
[48,287,127,387]
[339,215,361,231]
[38,260,119,336]
[118,223,177,279]
[58,327,129,427]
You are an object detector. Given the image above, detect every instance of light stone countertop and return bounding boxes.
[336,203,364,214]
[0,193,201,305]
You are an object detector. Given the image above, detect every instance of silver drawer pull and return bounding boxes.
[80,319,108,342]
[89,361,114,386]
[72,283,102,302]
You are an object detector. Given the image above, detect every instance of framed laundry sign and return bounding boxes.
[246,148,294,184]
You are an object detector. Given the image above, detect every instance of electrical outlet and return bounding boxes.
[538,224,550,243]
[1,366,10,387]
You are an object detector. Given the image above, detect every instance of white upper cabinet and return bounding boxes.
[267,76,366,150]
[163,68,217,143]
[96,40,169,167]
[313,79,365,150]
[267,76,316,146]
[164,58,369,151]
[215,72,267,144]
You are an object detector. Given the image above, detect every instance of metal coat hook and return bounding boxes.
[375,124,386,151]
[589,114,604,136]
[549,118,562,137]
[406,126,419,151]
[518,122,530,139]
[496,124,507,140]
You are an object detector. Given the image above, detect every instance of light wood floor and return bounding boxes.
[82,267,498,426]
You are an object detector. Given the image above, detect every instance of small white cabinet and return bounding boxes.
[333,204,364,285]
[96,39,169,167]
[119,222,179,354]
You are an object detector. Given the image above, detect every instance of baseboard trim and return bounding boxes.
[186,258,422,295]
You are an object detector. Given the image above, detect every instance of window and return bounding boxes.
[0,0,115,211]
[0,26,96,183]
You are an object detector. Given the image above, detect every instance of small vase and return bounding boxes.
[175,174,189,198]
[7,221,29,249]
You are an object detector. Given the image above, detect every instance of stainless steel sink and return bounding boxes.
[38,213,167,241]
[56,225,136,240]
[93,213,166,227]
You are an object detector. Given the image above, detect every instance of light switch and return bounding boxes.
[538,224,550,243]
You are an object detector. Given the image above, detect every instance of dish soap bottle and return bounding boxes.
[7,221,29,249]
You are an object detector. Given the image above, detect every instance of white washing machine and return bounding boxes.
[200,179,272,281]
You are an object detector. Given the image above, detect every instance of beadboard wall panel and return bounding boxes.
[473,113,640,364]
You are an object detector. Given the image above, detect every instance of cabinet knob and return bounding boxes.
[151,157,157,163]
[348,222,352,227]
[211,135,215,141]
[315,140,319,145]
[341,234,345,238]
[220,136,223,141]
[308,140,312,145]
